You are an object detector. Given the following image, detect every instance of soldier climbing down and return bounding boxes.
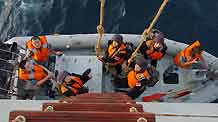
[98,34,133,78]
[138,29,167,68]
[127,57,160,99]
[112,57,160,99]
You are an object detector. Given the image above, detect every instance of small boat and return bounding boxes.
[2,33,218,103]
[1,0,218,121]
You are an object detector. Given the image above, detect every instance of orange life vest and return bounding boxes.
[107,43,127,65]
[174,40,202,68]
[143,40,165,60]
[26,36,49,62]
[18,64,47,81]
[128,70,150,88]
[61,76,83,94]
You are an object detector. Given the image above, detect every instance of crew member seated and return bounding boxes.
[18,59,53,99]
[57,68,92,97]
[25,35,63,67]
[174,40,208,69]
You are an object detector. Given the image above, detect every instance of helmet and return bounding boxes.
[135,57,150,71]
[31,36,41,48]
[153,32,164,44]
[31,36,40,41]
[57,71,71,83]
[111,34,123,45]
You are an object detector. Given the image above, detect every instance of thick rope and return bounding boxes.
[128,0,169,64]
[129,107,138,112]
[12,115,26,122]
[156,113,218,118]
[44,106,55,112]
[96,0,105,57]
[0,48,20,56]
[0,87,18,97]
[0,57,16,64]
[137,117,148,122]
[0,68,14,74]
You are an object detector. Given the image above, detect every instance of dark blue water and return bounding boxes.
[0,0,217,56]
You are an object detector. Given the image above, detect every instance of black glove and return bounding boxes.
[139,79,150,86]
[77,86,89,94]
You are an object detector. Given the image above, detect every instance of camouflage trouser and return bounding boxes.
[62,86,89,97]
[23,80,37,89]
[17,80,36,99]
[104,64,119,77]
[18,80,53,100]
[127,85,146,100]
[104,61,130,79]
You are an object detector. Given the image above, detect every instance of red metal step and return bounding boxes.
[42,103,144,112]
[10,111,155,122]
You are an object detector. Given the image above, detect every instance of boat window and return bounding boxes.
[163,72,179,84]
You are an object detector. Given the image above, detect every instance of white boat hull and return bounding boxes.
[5,34,218,102]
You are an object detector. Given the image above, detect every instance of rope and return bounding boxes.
[96,0,105,57]
[137,117,148,122]
[129,107,138,112]
[44,106,54,112]
[128,0,169,65]
[0,68,14,74]
[0,87,18,96]
[0,48,20,56]
[0,57,16,65]
[12,115,26,122]
[0,87,10,92]
[156,113,218,118]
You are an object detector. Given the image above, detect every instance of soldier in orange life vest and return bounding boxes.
[139,30,167,67]
[18,59,53,99]
[98,34,131,77]
[57,69,92,97]
[18,59,52,88]
[127,57,159,99]
[174,40,208,69]
[18,60,52,96]
[25,36,63,66]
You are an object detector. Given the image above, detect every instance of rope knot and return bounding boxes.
[97,25,104,35]
[12,115,26,122]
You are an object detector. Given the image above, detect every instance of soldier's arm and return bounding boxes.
[23,49,32,60]
[34,65,53,87]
